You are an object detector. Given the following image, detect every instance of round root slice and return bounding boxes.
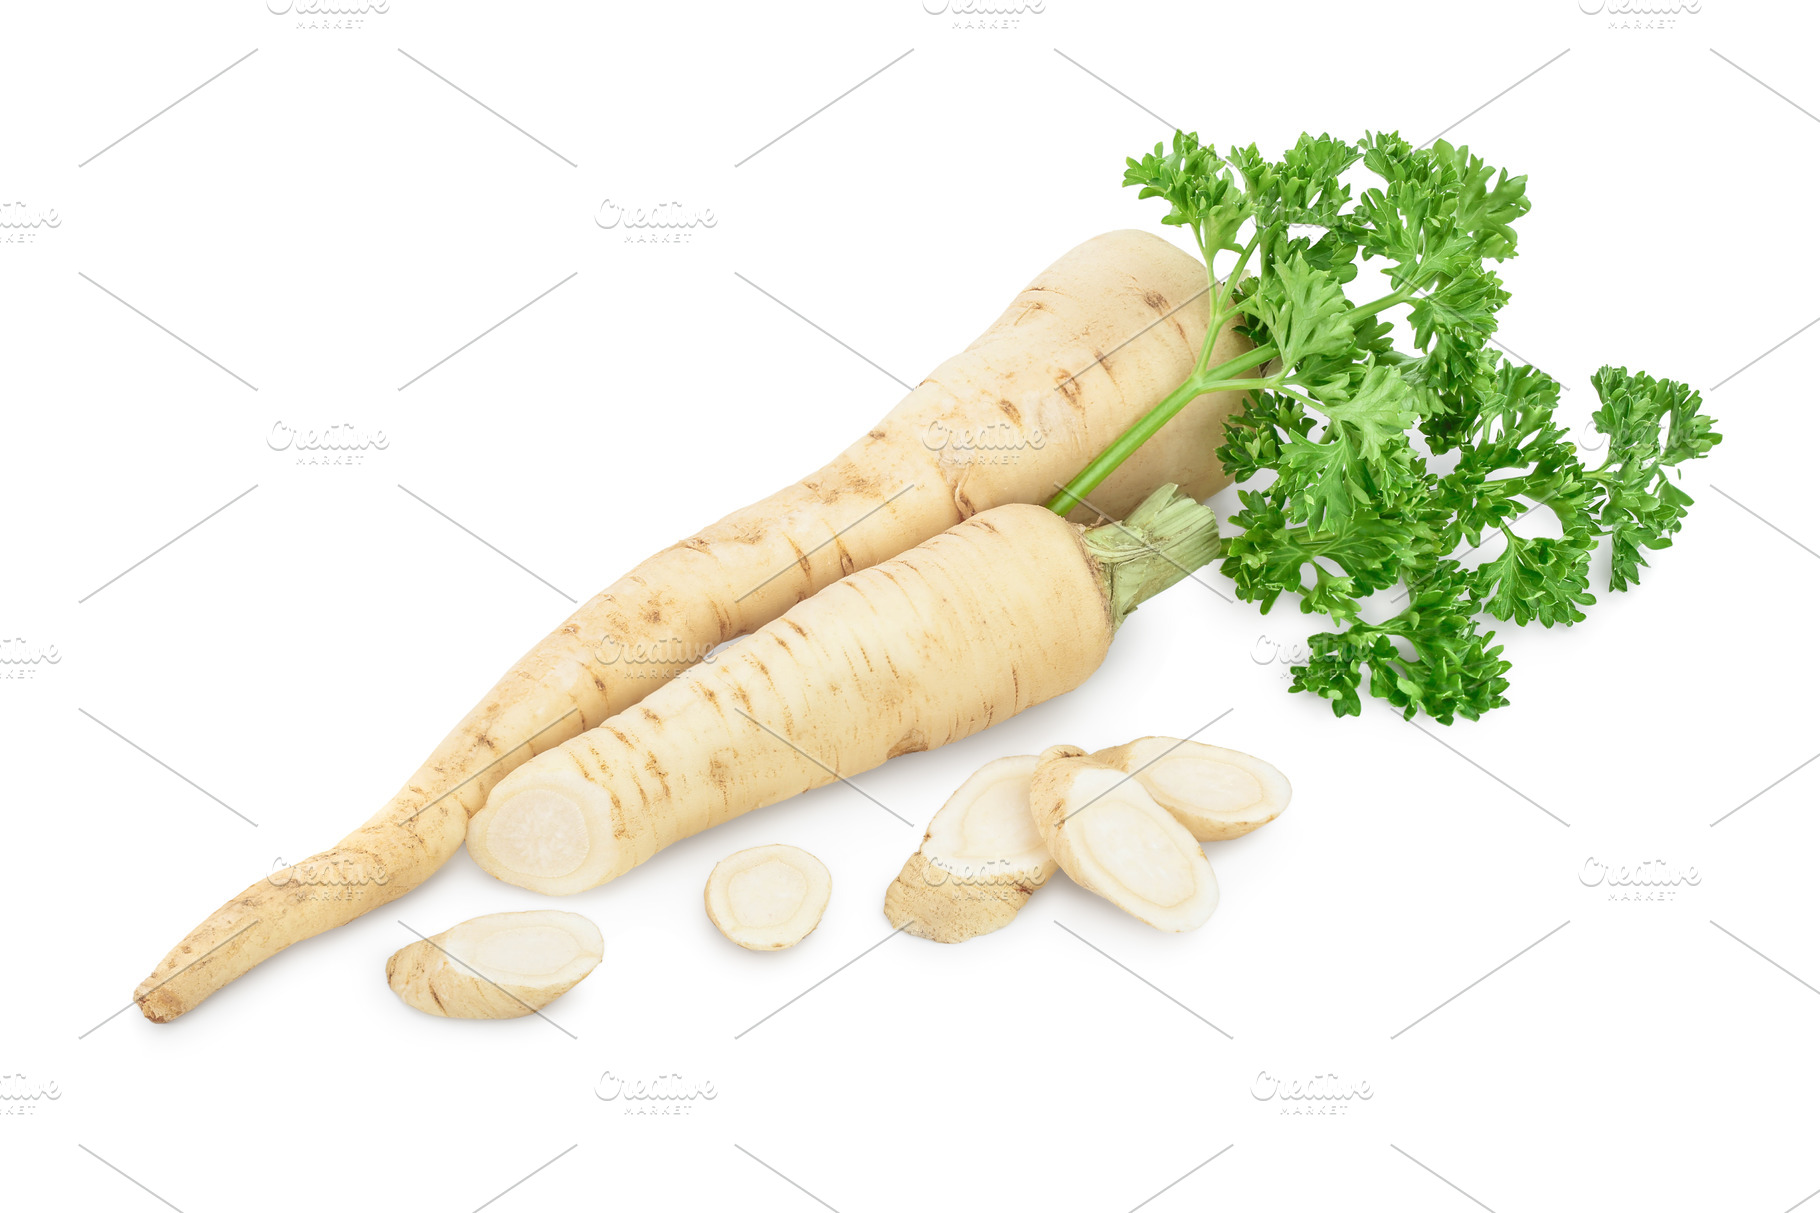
[884,754,1056,944]
[1093,737,1292,841]
[880,750,1055,939]
[705,845,831,950]
[386,910,603,1020]
[1029,745,1218,932]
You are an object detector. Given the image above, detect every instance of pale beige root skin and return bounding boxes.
[884,755,1057,943]
[1029,745,1218,932]
[470,505,1116,894]
[1092,737,1292,841]
[385,910,602,1020]
[137,229,1246,1022]
[704,845,831,950]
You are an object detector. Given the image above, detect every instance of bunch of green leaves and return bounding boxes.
[1111,130,1720,723]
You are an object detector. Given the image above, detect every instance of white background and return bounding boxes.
[4,1,1817,1210]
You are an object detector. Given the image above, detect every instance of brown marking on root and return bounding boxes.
[639,707,663,727]
[604,725,637,751]
[680,537,712,553]
[590,672,607,695]
[642,602,665,624]
[707,751,733,791]
[474,733,499,752]
[644,754,672,798]
[866,428,888,441]
[888,732,928,759]
[1011,666,1021,706]
[974,518,1001,536]
[998,398,1021,426]
[697,683,720,706]
[770,631,792,656]
[954,487,977,518]
[783,618,809,639]
[730,684,754,712]
[784,534,812,580]
[429,985,447,1013]
[1142,289,1170,313]
[1055,372,1082,405]
[833,536,856,576]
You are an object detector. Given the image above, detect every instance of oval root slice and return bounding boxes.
[385,910,603,1020]
[1093,737,1291,841]
[884,754,1055,944]
[1030,745,1218,932]
[705,845,831,950]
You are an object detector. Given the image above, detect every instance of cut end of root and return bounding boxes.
[386,910,603,1020]
[705,845,831,950]
[885,754,1056,943]
[1094,737,1291,841]
[1030,747,1218,932]
[468,772,620,895]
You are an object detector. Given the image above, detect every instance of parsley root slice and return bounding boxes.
[385,911,602,1020]
[135,230,1252,1022]
[883,755,1057,944]
[1030,745,1219,932]
[704,845,831,950]
[468,487,1221,896]
[1091,737,1290,841]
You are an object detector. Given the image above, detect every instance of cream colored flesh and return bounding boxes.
[884,755,1057,943]
[385,910,602,1019]
[1093,737,1291,841]
[705,845,831,950]
[1029,746,1217,932]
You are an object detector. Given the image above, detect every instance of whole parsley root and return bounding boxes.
[135,231,1253,1022]
[468,488,1223,895]
[1052,132,1722,722]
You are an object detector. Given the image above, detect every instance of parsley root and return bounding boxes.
[134,231,1252,1022]
[883,755,1056,943]
[385,911,602,1020]
[704,845,831,950]
[468,487,1222,895]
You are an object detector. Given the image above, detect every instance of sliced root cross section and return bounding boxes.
[1030,745,1218,932]
[1093,736,1291,841]
[386,910,603,1019]
[705,845,831,950]
[884,755,1057,943]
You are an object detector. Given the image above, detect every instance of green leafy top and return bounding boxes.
[1052,130,1720,724]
